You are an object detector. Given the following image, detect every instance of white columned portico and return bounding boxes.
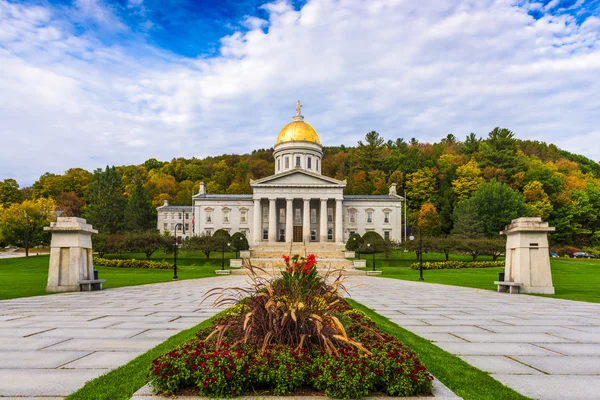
[303,198,311,243]
[286,198,293,243]
[253,198,261,245]
[320,198,328,242]
[335,199,343,243]
[268,198,277,243]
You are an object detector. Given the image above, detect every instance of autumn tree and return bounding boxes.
[405,167,437,209]
[0,198,55,256]
[418,203,441,236]
[55,191,85,217]
[0,178,21,207]
[523,181,553,220]
[452,159,483,200]
[85,166,127,234]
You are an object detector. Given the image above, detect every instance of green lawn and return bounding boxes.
[0,251,236,300]
[368,250,600,304]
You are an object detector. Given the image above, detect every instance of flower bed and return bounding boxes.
[149,255,433,398]
[93,257,171,269]
[410,260,504,270]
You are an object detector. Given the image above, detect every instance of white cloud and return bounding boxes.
[0,0,599,185]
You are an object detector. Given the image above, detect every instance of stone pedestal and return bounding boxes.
[44,217,99,293]
[500,217,555,294]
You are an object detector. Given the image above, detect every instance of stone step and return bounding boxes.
[228,267,365,276]
[250,250,347,259]
[246,258,352,270]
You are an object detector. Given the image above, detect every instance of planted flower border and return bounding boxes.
[410,260,504,270]
[149,255,433,399]
[93,257,171,269]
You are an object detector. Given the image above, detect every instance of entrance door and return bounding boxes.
[293,226,303,242]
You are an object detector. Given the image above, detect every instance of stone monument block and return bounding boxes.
[500,217,555,294]
[45,217,100,292]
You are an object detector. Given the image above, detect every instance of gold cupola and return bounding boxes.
[275,100,321,146]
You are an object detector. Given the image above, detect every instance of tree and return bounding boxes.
[452,159,483,200]
[452,199,484,238]
[0,178,21,207]
[183,234,218,259]
[93,233,125,257]
[360,231,384,255]
[123,231,168,259]
[55,191,85,217]
[480,238,506,261]
[418,203,441,236]
[478,127,526,178]
[85,166,127,234]
[357,131,385,172]
[230,232,249,258]
[405,168,437,209]
[523,181,553,220]
[346,233,362,251]
[0,198,55,256]
[430,236,462,261]
[459,133,481,155]
[124,181,156,232]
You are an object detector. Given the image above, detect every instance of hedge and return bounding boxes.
[409,260,504,270]
[93,257,172,269]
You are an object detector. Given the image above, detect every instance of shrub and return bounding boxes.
[345,233,362,251]
[230,232,249,257]
[553,245,581,257]
[410,260,504,270]
[122,231,169,259]
[360,231,384,254]
[93,257,171,269]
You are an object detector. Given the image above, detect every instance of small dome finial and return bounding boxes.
[293,100,304,121]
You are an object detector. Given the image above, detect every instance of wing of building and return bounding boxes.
[157,103,404,246]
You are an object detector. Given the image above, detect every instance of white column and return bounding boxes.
[268,198,277,243]
[335,199,343,243]
[303,198,311,243]
[320,198,328,242]
[253,199,261,245]
[286,198,294,243]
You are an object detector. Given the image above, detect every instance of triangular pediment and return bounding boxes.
[251,169,346,187]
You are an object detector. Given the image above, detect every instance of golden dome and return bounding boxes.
[276,120,321,146]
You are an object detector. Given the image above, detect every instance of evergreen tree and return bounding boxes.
[479,127,526,178]
[124,181,156,232]
[459,133,481,155]
[357,131,385,171]
[85,166,126,234]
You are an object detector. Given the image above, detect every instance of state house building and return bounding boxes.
[157,102,404,246]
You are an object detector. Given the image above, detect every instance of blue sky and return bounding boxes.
[1,0,600,185]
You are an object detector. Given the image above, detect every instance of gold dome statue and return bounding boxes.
[275,100,321,146]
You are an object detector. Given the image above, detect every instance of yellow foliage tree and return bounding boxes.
[451,159,484,200]
[418,202,441,236]
[405,168,437,208]
[523,181,553,220]
[0,198,56,256]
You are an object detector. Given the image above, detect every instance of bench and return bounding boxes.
[78,279,105,291]
[494,281,523,294]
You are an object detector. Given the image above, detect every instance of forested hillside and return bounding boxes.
[1,128,599,247]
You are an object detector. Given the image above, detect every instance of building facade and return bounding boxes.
[157,102,404,245]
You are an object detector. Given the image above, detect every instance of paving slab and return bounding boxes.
[346,277,600,400]
[61,351,143,369]
[0,351,91,369]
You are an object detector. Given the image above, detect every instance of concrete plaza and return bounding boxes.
[0,275,599,399]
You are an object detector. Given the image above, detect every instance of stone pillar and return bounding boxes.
[286,198,294,243]
[268,198,277,243]
[303,198,311,243]
[45,217,98,293]
[320,198,328,242]
[335,199,343,244]
[501,217,556,294]
[253,198,262,245]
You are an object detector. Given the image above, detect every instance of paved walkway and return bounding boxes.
[346,277,600,400]
[0,277,243,398]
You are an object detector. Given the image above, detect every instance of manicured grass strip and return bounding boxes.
[66,310,227,400]
[347,299,532,400]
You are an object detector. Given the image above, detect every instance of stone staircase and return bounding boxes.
[230,243,363,276]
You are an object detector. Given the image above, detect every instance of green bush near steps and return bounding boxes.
[410,260,504,270]
[93,257,171,269]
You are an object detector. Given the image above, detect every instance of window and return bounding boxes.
[178,213,182,220]
[205,210,213,223]
[349,230,356,237]
[241,229,248,237]
[294,209,301,225]
[296,156,301,167]
[279,229,285,242]
[384,211,390,224]
[327,228,333,241]
[185,223,189,231]
[240,209,247,224]
[279,208,285,224]
[285,157,289,169]
[367,211,373,224]
[277,158,281,171]
[263,207,269,222]
[170,223,175,230]
[307,156,312,169]
[185,213,189,220]
[205,229,213,236]
[263,229,269,240]
[311,208,317,224]
[223,209,230,224]
[349,209,356,224]
[384,231,390,240]
[316,159,319,171]
[163,223,167,230]
[310,229,317,241]
[327,207,333,222]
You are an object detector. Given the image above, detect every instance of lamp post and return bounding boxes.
[352,236,361,260]
[367,242,375,271]
[409,227,424,281]
[173,222,186,280]
[221,240,230,271]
